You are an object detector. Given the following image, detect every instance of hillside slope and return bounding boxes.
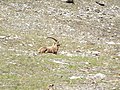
[0,0,120,90]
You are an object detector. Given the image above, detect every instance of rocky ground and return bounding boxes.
[0,0,120,90]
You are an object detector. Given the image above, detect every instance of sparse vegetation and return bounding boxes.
[0,0,120,90]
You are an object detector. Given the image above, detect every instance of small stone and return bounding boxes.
[95,1,105,6]
[69,76,81,79]
[61,0,74,4]
[28,44,33,47]
[94,73,106,80]
[48,84,55,90]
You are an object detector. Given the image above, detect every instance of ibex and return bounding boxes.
[38,37,60,54]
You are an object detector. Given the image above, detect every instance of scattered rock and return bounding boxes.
[94,73,106,80]
[61,0,74,4]
[50,59,69,65]
[0,35,10,39]
[0,0,120,90]
[28,44,33,47]
[80,61,90,65]
[69,76,83,79]
[95,1,105,6]
[86,73,106,80]
[0,36,6,39]
[106,41,120,45]
[47,84,55,90]
[92,51,100,56]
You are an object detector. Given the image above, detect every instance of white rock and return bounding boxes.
[106,41,120,45]
[69,76,81,79]
[66,53,73,57]
[28,44,33,47]
[0,36,6,39]
[86,73,106,80]
[52,60,69,65]
[94,73,106,80]
[116,43,120,45]
[92,51,100,56]
[60,51,67,54]
[106,41,115,45]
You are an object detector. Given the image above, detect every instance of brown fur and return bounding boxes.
[38,37,60,54]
